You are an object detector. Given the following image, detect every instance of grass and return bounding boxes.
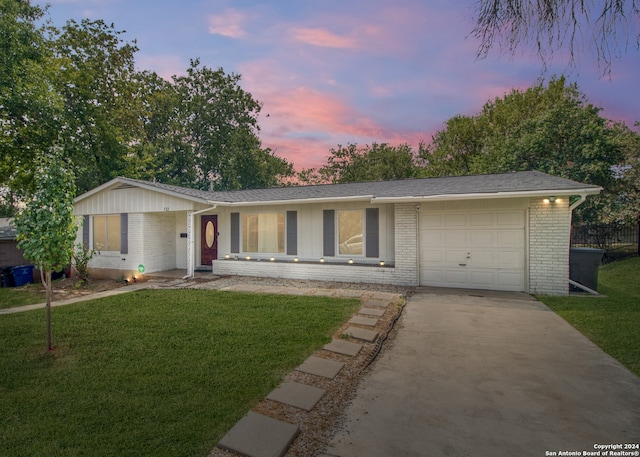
[0,289,360,457]
[539,256,640,377]
[0,286,46,308]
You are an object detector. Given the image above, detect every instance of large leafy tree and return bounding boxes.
[299,142,423,184]
[423,77,639,224]
[160,60,293,190]
[472,0,640,75]
[51,19,141,193]
[1,5,293,198]
[14,149,77,351]
[0,0,61,212]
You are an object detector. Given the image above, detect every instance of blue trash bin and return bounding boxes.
[11,265,35,287]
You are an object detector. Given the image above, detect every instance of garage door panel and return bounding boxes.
[442,269,469,284]
[419,210,525,292]
[470,213,494,226]
[497,211,524,227]
[497,230,524,247]
[420,229,444,246]
[444,231,467,246]
[470,250,496,267]
[444,250,469,264]
[421,214,443,227]
[497,271,525,288]
[470,231,496,247]
[444,214,467,227]
[469,270,497,287]
[422,249,443,262]
[497,251,524,268]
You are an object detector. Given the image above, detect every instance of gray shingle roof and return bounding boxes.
[0,220,16,240]
[113,171,600,204]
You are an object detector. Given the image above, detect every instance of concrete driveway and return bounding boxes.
[324,288,640,457]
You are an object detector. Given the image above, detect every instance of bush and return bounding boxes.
[72,243,97,284]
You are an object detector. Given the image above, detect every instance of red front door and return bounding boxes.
[201,215,218,266]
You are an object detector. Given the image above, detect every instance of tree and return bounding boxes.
[0,0,61,208]
[471,0,640,75]
[300,142,422,184]
[14,149,77,351]
[51,19,142,193]
[423,77,636,224]
[157,60,293,190]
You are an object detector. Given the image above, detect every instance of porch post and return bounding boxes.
[186,210,194,278]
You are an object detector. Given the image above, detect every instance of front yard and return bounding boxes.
[0,289,359,457]
[539,256,640,377]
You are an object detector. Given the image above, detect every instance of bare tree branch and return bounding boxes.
[472,0,640,76]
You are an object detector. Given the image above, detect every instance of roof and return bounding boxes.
[0,219,16,241]
[75,171,602,207]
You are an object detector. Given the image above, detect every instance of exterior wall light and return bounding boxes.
[224,254,230,259]
[379,260,385,267]
[543,196,557,204]
[319,257,325,263]
[293,257,299,262]
[245,255,251,260]
[348,259,354,264]
[270,256,275,262]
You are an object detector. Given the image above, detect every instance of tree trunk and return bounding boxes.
[45,270,53,351]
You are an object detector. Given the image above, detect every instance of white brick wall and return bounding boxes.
[142,213,177,273]
[528,198,571,295]
[212,203,420,287]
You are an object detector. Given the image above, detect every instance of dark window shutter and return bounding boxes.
[230,212,240,253]
[366,208,379,258]
[286,211,297,255]
[82,215,90,248]
[323,210,335,257]
[120,213,128,254]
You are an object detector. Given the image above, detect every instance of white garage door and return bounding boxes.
[419,210,526,291]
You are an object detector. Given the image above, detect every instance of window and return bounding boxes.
[242,213,285,253]
[338,211,363,255]
[93,215,120,251]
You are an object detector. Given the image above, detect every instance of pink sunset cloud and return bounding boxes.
[208,9,247,38]
[291,27,357,49]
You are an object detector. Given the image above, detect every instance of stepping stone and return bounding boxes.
[218,411,298,457]
[359,307,385,317]
[348,315,379,326]
[343,326,378,342]
[323,339,363,356]
[266,381,325,411]
[361,298,391,309]
[297,356,345,379]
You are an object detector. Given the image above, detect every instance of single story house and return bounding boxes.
[73,171,601,295]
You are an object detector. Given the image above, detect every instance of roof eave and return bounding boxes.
[371,187,602,203]
[217,195,375,207]
[74,177,214,206]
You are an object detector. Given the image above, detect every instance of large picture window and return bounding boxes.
[338,211,363,255]
[242,213,285,253]
[93,215,120,251]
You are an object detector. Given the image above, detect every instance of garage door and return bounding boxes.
[419,210,526,291]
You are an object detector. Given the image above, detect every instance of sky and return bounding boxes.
[44,0,640,171]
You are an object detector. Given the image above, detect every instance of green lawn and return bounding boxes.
[0,290,360,457]
[0,286,46,308]
[539,256,640,377]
